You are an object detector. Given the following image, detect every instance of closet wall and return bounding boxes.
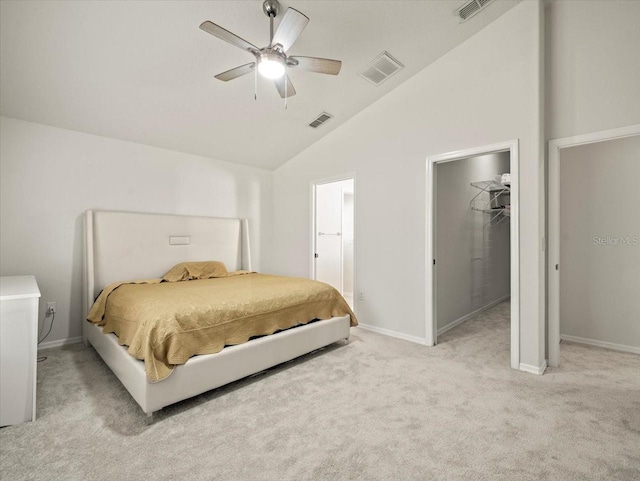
[559,135,640,350]
[436,152,511,332]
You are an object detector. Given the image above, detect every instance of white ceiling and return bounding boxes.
[0,0,519,170]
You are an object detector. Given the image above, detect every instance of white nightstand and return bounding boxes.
[0,275,41,426]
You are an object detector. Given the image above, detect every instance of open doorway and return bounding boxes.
[426,141,520,370]
[311,177,355,310]
[436,153,511,337]
[548,125,640,366]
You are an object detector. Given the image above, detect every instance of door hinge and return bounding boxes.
[314,253,319,258]
[555,264,559,271]
[433,259,436,265]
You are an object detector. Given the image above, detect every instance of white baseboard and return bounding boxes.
[519,360,547,375]
[438,295,510,336]
[560,335,640,355]
[356,323,426,346]
[38,336,83,351]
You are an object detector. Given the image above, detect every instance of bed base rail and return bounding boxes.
[84,315,351,418]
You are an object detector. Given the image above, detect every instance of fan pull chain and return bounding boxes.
[284,74,288,109]
[254,64,258,101]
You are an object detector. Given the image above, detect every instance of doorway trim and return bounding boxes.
[425,140,520,370]
[310,173,357,303]
[342,190,355,299]
[547,124,640,367]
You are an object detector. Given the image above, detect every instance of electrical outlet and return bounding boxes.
[46,302,56,314]
[358,291,365,301]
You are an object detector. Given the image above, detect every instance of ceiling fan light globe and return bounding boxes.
[257,53,285,79]
[258,60,285,79]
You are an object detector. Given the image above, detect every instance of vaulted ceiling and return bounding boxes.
[0,1,519,170]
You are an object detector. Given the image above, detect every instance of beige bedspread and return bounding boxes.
[87,273,357,382]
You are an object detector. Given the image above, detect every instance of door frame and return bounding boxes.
[341,190,355,297]
[426,140,520,370]
[547,124,640,367]
[310,173,357,302]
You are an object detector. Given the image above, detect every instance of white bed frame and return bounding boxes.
[83,210,351,420]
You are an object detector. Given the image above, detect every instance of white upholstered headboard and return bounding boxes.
[82,210,251,316]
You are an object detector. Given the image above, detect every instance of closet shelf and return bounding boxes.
[470,178,510,224]
[469,176,511,310]
[471,206,511,216]
[470,180,511,192]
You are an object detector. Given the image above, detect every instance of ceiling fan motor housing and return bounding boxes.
[263,0,280,18]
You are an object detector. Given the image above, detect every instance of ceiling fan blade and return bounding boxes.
[288,56,342,75]
[273,74,296,98]
[271,8,309,52]
[214,63,256,82]
[199,21,259,56]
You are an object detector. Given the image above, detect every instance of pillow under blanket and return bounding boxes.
[162,260,229,282]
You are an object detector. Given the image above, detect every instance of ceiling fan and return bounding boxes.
[199,0,342,105]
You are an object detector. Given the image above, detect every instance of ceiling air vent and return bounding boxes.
[456,0,494,22]
[309,112,333,129]
[357,52,404,86]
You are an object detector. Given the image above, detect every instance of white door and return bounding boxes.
[314,179,354,293]
[342,192,355,297]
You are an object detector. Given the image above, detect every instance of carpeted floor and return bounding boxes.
[1,301,639,481]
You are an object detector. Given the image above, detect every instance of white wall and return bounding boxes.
[436,153,510,331]
[559,135,640,349]
[546,0,640,141]
[0,117,272,345]
[268,1,545,368]
[545,0,640,356]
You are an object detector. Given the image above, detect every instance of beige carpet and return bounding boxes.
[1,301,639,481]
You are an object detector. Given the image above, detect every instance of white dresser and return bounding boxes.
[0,275,40,426]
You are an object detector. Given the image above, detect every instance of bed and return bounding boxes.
[82,210,353,421]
